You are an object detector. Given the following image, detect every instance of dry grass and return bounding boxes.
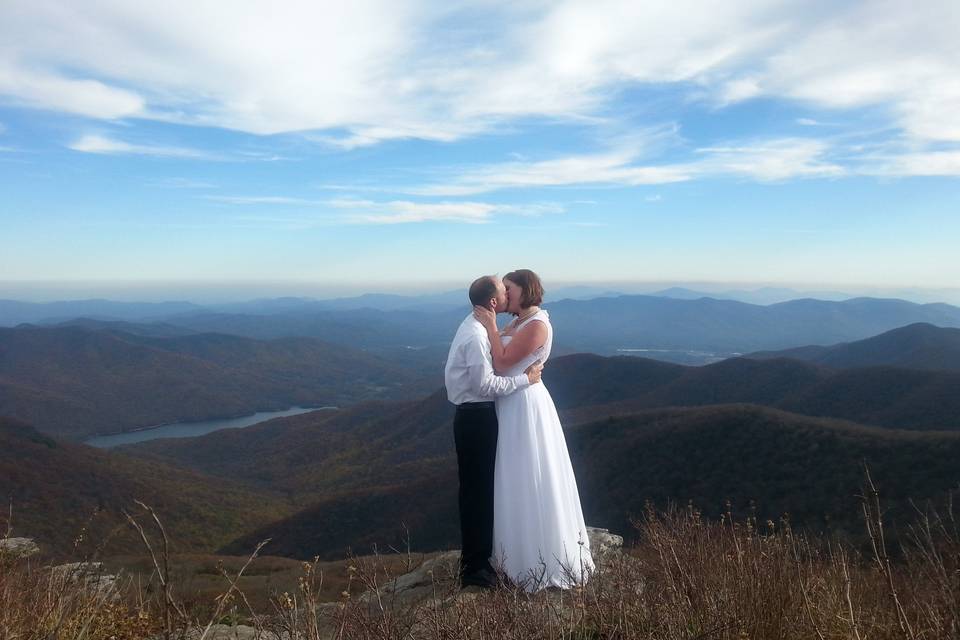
[2,474,958,639]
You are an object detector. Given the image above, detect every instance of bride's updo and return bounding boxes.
[504,269,544,309]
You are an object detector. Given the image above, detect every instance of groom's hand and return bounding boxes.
[524,361,543,385]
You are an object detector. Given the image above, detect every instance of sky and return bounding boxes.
[1,0,959,301]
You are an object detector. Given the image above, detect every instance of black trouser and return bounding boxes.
[453,402,498,579]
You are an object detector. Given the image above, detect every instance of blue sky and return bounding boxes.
[1,1,959,301]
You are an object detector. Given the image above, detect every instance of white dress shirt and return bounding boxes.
[444,313,530,405]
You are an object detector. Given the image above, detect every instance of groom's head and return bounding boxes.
[469,275,507,312]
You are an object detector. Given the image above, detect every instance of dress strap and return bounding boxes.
[515,309,547,331]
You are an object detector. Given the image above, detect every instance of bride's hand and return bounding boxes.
[473,305,497,332]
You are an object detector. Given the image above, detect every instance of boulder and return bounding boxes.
[0,537,40,559]
[586,526,623,558]
[363,550,461,605]
[51,561,119,597]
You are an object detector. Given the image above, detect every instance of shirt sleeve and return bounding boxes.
[463,334,530,397]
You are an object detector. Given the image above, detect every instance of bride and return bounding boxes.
[473,269,594,590]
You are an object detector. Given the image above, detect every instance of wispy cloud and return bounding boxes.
[329,198,564,224]
[206,195,326,206]
[68,134,288,162]
[68,134,217,159]
[147,177,217,189]
[404,136,843,195]
[0,61,144,120]
[861,150,960,177]
[692,138,844,181]
[201,194,564,225]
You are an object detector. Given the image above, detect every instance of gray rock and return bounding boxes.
[385,550,460,594]
[359,550,461,606]
[0,537,39,559]
[586,526,623,557]
[51,561,119,597]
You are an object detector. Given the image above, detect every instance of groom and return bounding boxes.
[444,275,543,589]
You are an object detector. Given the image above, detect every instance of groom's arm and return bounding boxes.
[463,336,538,397]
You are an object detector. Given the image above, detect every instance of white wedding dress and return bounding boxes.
[492,309,595,590]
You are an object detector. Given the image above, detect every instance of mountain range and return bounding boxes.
[118,348,960,559]
[4,296,960,561]
[7,295,960,367]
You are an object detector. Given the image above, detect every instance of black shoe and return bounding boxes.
[460,567,497,589]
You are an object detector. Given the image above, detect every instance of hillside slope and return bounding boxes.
[0,417,291,556]
[746,322,960,371]
[0,325,428,439]
[220,404,960,559]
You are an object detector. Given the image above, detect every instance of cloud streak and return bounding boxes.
[68,134,216,159]
[331,198,565,224]
[404,137,844,195]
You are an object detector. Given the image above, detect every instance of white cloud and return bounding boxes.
[693,138,844,181]
[405,136,843,194]
[734,1,960,143]
[409,151,693,196]
[862,150,960,177]
[68,134,215,158]
[1,0,956,151]
[0,60,144,119]
[203,194,564,224]
[147,177,216,189]
[206,195,325,205]
[329,198,564,224]
[0,0,957,189]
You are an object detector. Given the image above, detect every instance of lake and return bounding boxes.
[84,406,334,448]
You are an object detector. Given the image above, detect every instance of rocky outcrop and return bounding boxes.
[368,525,624,604]
[166,527,625,639]
[586,526,623,559]
[0,536,40,559]
[51,561,120,598]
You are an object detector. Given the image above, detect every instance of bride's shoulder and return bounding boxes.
[524,309,551,331]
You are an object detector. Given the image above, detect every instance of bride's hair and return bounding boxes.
[504,269,544,308]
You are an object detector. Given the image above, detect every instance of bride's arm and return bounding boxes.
[474,306,547,373]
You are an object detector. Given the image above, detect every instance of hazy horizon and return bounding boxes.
[2,279,959,306]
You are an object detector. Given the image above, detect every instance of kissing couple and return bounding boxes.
[444,269,594,592]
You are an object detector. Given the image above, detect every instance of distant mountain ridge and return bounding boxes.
[549,353,960,431]
[134,296,960,367]
[746,322,960,371]
[547,296,960,356]
[0,286,627,326]
[0,299,203,326]
[7,295,960,366]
